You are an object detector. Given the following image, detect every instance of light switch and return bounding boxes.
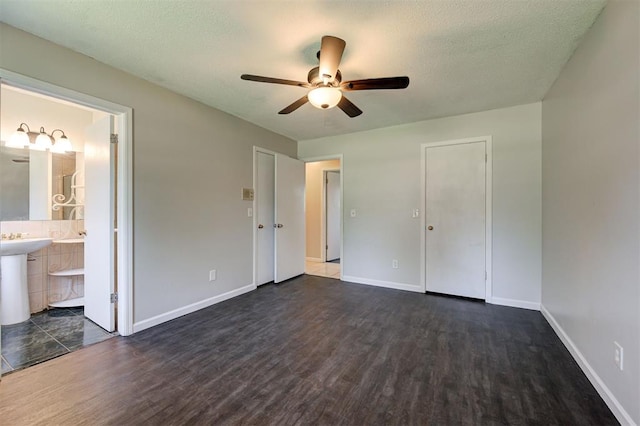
[247,208,253,217]
[412,209,419,218]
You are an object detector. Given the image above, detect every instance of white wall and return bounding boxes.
[541,1,639,424]
[0,23,297,326]
[305,159,340,260]
[299,103,542,307]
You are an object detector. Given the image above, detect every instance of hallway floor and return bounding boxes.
[0,275,616,425]
[1,307,116,374]
[305,259,340,279]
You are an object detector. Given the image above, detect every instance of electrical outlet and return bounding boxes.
[392,259,399,269]
[209,270,217,282]
[614,342,624,370]
[350,209,357,217]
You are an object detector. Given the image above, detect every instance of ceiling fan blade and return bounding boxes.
[278,95,309,114]
[241,74,310,88]
[337,96,363,118]
[318,36,346,83]
[341,76,410,91]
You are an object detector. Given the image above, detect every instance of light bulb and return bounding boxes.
[52,135,72,153]
[7,127,30,148]
[33,128,52,151]
[308,87,342,110]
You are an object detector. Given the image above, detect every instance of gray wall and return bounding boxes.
[299,103,542,307]
[0,23,297,323]
[541,1,639,423]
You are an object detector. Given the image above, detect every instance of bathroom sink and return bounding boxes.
[0,237,53,256]
[1,237,54,325]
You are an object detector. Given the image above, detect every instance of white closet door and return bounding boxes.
[84,115,115,331]
[256,151,275,285]
[425,141,486,299]
[274,154,305,283]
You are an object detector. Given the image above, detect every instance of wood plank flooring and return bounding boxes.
[0,275,617,425]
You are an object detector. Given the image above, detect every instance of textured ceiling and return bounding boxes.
[0,1,606,141]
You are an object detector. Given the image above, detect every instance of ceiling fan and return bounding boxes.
[241,35,410,118]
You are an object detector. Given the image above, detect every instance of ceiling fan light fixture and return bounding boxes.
[240,35,408,117]
[308,86,342,110]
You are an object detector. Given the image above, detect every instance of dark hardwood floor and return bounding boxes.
[0,275,616,425]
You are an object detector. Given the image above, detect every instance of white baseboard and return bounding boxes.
[305,257,323,262]
[490,297,540,311]
[541,305,636,426]
[342,275,423,293]
[133,284,256,333]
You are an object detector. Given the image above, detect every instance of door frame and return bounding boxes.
[300,154,343,280]
[420,136,493,301]
[0,68,134,336]
[323,169,340,262]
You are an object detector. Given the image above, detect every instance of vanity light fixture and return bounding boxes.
[7,123,73,152]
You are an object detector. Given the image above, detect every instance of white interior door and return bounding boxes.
[274,154,305,283]
[256,151,275,285]
[83,115,115,331]
[325,170,340,261]
[425,141,486,299]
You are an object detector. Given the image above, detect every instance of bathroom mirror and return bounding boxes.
[0,146,76,221]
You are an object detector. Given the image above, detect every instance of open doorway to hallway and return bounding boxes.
[304,159,341,279]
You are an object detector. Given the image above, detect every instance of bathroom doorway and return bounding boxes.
[303,157,342,280]
[0,70,132,375]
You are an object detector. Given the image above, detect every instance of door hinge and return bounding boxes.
[326,244,328,249]
[110,293,118,303]
[485,153,488,162]
[485,271,488,280]
[110,133,119,144]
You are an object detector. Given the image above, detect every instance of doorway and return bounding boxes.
[421,137,492,299]
[325,170,340,263]
[303,158,342,280]
[0,70,132,374]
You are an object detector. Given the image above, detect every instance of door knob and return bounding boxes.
[79,230,87,236]
[258,224,264,229]
[427,226,434,231]
[277,224,283,228]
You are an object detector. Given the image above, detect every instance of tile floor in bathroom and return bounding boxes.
[305,259,341,279]
[1,307,116,375]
